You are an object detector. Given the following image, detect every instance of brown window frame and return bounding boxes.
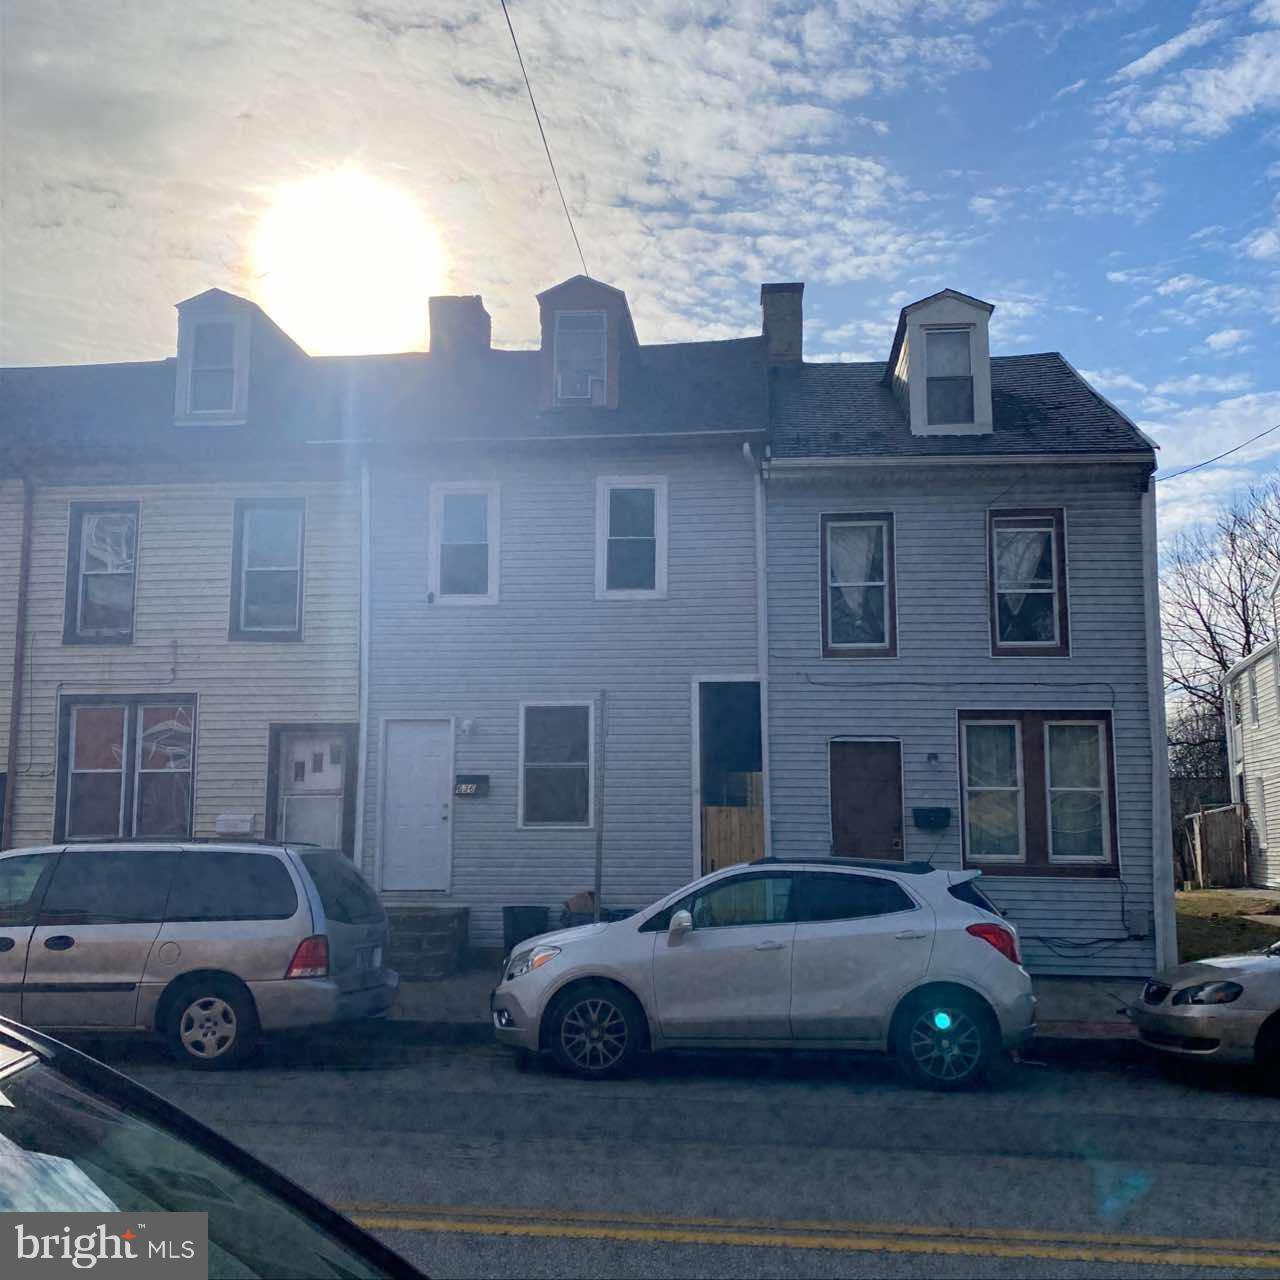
[957,710,1118,878]
[229,498,305,642]
[63,501,140,646]
[987,508,1069,658]
[820,511,897,659]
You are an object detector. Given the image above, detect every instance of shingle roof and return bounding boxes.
[770,353,1154,461]
[1,335,767,461]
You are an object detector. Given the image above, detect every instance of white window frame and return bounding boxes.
[1248,668,1260,726]
[960,719,1026,864]
[924,326,975,428]
[517,701,595,830]
[824,517,891,651]
[1044,720,1112,864]
[992,517,1060,648]
[175,311,250,425]
[428,483,500,606]
[554,310,607,404]
[595,476,668,600]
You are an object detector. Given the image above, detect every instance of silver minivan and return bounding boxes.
[0,841,398,1068]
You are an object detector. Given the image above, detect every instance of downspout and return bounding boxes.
[1223,676,1238,804]
[1141,481,1177,968]
[353,456,371,872]
[743,441,773,856]
[3,475,34,851]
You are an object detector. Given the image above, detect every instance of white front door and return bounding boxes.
[381,720,452,891]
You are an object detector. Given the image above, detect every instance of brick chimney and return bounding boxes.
[429,295,491,356]
[760,282,804,364]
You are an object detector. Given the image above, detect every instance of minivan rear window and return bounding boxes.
[300,851,383,925]
[166,851,299,922]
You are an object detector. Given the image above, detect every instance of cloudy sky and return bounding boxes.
[2,0,1277,537]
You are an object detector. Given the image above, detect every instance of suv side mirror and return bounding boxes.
[668,909,693,942]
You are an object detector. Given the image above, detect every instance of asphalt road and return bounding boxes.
[84,1028,1280,1279]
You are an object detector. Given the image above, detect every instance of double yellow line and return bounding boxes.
[341,1202,1280,1270]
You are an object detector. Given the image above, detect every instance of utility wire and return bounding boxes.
[499,0,589,279]
[1154,421,1280,483]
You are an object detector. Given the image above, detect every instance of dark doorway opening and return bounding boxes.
[829,740,904,859]
[698,682,764,872]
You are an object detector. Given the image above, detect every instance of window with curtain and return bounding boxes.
[64,503,139,644]
[988,510,1068,656]
[821,513,896,657]
[59,698,195,840]
[962,723,1024,861]
[959,711,1117,876]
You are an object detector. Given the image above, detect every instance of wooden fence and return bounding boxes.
[1181,804,1247,889]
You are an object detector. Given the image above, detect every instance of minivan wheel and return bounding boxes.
[894,991,995,1091]
[165,979,258,1070]
[546,982,642,1079]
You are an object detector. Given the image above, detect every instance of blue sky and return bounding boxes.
[2,0,1277,539]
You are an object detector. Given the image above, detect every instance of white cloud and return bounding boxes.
[1079,367,1147,394]
[1153,372,1254,395]
[1203,326,1251,350]
[1054,77,1088,98]
[1240,221,1280,258]
[1111,20,1225,81]
[1155,273,1209,295]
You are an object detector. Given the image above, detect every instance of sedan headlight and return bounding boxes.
[1171,981,1243,1006]
[505,945,561,980]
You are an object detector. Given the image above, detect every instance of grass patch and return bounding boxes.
[1177,891,1280,962]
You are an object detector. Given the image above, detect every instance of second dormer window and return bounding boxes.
[555,311,607,404]
[190,321,237,412]
[925,328,974,426]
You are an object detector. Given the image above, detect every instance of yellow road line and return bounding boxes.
[339,1201,1280,1256]
[348,1213,1280,1270]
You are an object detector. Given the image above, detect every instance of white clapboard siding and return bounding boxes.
[1236,647,1280,887]
[363,446,760,945]
[0,481,24,763]
[4,477,360,846]
[765,462,1160,976]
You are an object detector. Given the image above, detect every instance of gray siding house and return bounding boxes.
[759,286,1176,976]
[356,278,769,949]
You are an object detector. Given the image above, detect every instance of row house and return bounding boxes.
[0,275,1174,976]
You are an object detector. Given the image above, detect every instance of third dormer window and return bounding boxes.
[555,311,607,404]
[925,328,974,426]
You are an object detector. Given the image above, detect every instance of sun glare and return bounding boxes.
[251,170,446,355]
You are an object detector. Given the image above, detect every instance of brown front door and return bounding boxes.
[829,741,904,859]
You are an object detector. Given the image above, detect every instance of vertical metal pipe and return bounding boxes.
[3,475,35,850]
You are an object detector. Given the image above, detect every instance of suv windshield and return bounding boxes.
[299,850,384,925]
[0,1052,403,1278]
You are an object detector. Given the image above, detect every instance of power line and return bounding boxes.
[1154,421,1280,483]
[498,0,589,279]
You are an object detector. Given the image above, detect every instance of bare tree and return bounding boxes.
[1161,477,1280,763]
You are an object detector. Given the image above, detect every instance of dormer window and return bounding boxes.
[190,322,236,411]
[555,311,607,405]
[925,328,974,426]
[175,306,249,424]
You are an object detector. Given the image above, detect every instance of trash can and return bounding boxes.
[503,905,550,956]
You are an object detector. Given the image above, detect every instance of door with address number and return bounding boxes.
[381,719,452,891]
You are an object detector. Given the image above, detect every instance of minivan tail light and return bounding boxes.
[285,935,329,979]
[966,922,1020,964]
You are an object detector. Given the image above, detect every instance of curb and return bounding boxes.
[377,1017,1149,1063]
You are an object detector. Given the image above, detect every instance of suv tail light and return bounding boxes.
[966,922,1020,964]
[285,935,329,979]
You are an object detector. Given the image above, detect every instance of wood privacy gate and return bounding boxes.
[1181,804,1247,889]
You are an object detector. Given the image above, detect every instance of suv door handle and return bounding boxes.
[894,931,927,941]
[754,940,786,952]
[44,935,75,951]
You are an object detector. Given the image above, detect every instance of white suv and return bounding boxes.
[491,858,1036,1089]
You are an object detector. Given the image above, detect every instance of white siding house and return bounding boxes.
[1225,623,1280,888]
